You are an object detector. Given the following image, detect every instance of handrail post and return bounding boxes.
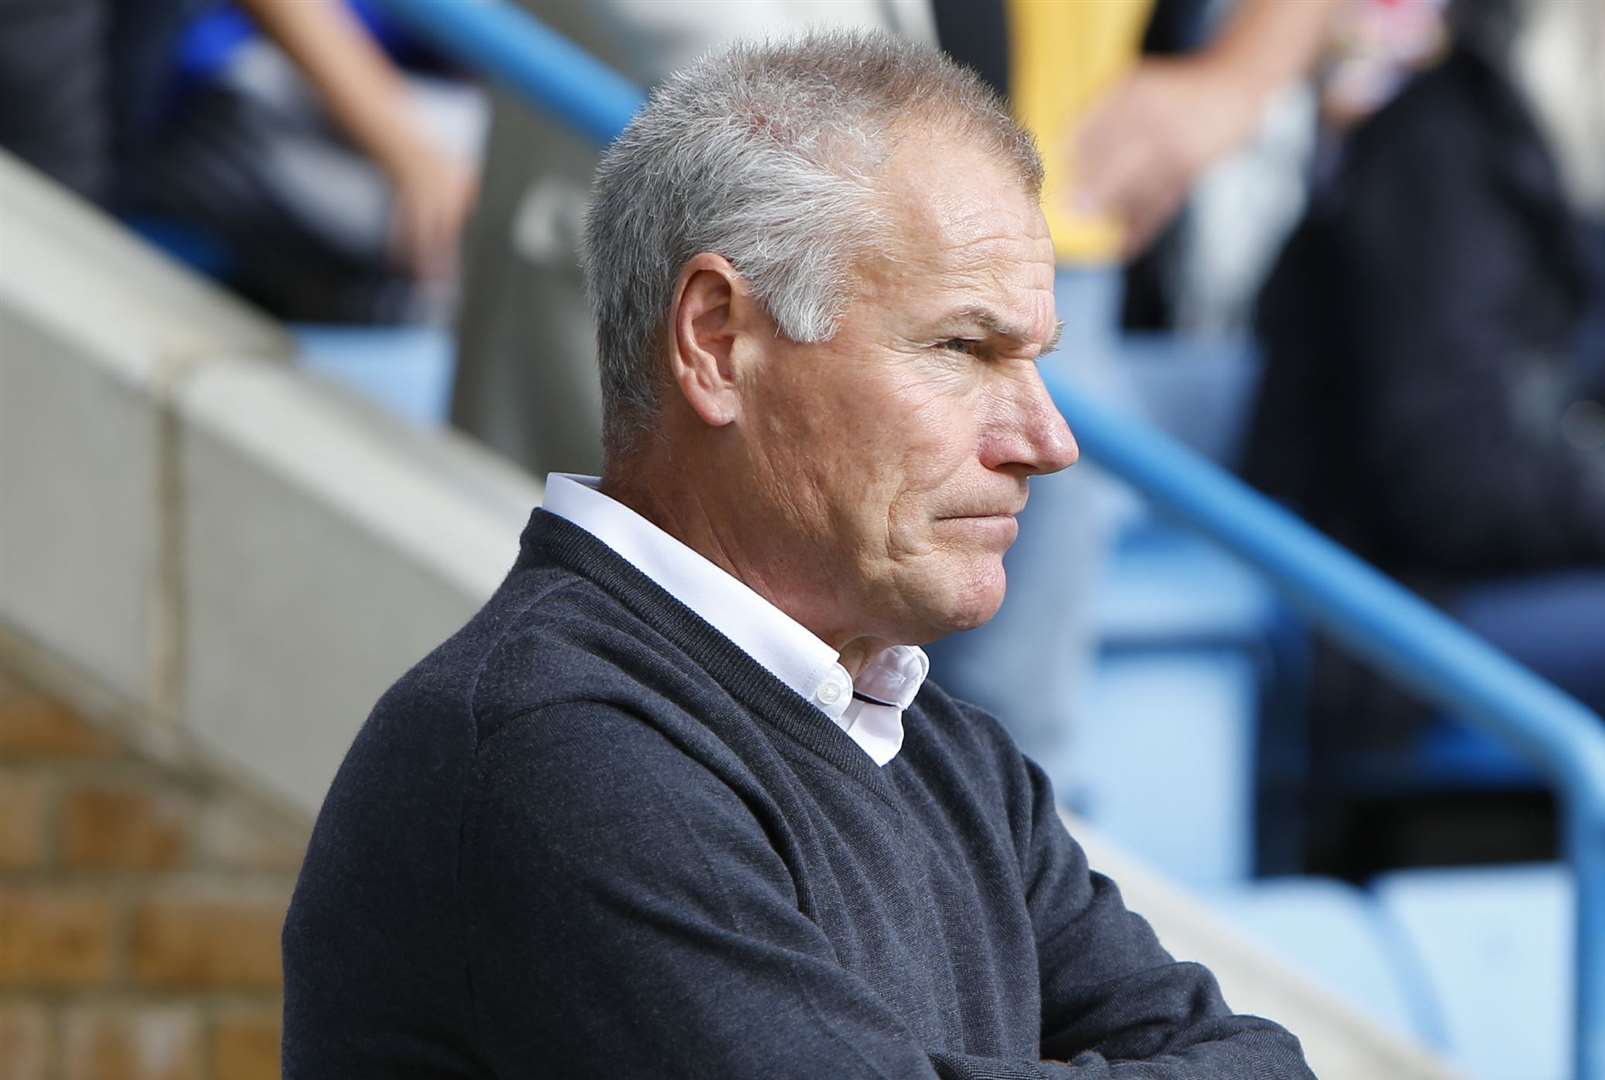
[1571,797,1605,1080]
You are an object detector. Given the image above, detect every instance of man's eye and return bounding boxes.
[938,338,983,356]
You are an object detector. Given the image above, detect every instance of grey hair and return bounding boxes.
[580,29,1042,458]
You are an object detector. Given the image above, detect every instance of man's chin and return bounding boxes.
[944,598,1004,634]
[934,565,1008,635]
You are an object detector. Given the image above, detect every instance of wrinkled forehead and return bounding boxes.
[864,139,1057,341]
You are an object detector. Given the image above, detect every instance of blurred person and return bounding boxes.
[129,0,480,320]
[284,32,1315,1079]
[223,0,478,286]
[0,0,477,321]
[1246,0,1605,861]
[1317,0,1449,131]
[450,0,932,479]
[925,0,1340,801]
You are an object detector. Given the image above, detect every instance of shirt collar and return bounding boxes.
[542,474,927,764]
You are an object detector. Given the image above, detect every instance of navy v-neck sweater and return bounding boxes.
[283,510,1312,1079]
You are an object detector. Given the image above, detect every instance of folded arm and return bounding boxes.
[998,712,1314,1078]
[464,702,1309,1078]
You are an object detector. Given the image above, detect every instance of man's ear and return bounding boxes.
[667,253,759,428]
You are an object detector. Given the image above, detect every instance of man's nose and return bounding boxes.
[980,365,1079,476]
[1007,365,1079,477]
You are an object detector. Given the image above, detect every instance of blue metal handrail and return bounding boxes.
[376,2,1605,1075]
[1051,384,1605,1080]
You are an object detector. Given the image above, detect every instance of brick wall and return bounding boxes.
[0,661,309,1080]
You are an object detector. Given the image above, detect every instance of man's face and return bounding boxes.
[735,134,1077,648]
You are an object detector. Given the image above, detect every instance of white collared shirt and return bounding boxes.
[542,474,928,766]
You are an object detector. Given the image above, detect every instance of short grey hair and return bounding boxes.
[581,29,1042,457]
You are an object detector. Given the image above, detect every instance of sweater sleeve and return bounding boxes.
[1011,751,1315,1078]
[463,702,1101,1079]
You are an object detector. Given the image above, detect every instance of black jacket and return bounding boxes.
[1245,45,1605,582]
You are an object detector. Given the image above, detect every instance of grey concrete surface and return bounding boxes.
[0,305,161,705]
[0,148,538,807]
[176,360,534,810]
[1,149,292,721]
[0,151,286,366]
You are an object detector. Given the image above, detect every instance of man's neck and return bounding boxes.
[598,459,889,679]
[598,462,749,594]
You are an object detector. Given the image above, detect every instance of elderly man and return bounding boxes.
[283,32,1312,1079]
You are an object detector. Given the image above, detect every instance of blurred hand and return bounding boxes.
[385,141,479,280]
[1071,57,1265,259]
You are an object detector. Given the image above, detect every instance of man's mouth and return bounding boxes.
[938,503,1026,521]
[934,514,1021,544]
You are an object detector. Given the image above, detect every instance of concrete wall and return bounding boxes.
[0,150,1460,1079]
[0,152,540,812]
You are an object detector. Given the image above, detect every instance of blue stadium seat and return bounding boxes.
[1073,333,1306,886]
[1373,863,1571,1080]
[1203,876,1436,1045]
[1405,718,1544,791]
[292,324,456,428]
[1077,648,1262,885]
[1096,522,1281,650]
[122,213,235,278]
[1081,515,1311,884]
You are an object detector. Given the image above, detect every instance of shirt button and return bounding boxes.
[817,681,843,705]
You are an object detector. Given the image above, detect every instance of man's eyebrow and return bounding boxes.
[942,307,1064,352]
